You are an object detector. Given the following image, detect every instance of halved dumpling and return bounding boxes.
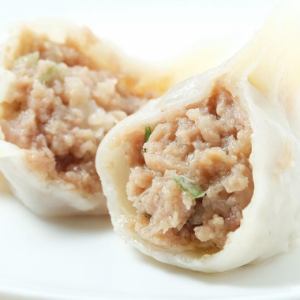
[97,6,300,272]
[125,85,253,252]
[0,23,172,215]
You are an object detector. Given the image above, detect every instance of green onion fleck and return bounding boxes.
[173,175,206,199]
[39,65,59,85]
[14,52,39,68]
[144,126,152,142]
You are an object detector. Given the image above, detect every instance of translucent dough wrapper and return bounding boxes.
[96,6,300,272]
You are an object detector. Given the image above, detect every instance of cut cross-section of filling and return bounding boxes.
[126,87,253,252]
[0,37,151,196]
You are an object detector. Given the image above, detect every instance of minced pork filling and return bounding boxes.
[0,40,148,195]
[126,87,253,251]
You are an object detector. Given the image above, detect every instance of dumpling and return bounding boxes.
[96,6,300,272]
[0,22,173,216]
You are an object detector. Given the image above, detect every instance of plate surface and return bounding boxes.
[1,1,297,299]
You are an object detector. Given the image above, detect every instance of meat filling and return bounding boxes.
[126,87,253,251]
[0,38,149,195]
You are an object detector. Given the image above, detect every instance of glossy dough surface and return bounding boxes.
[97,6,300,272]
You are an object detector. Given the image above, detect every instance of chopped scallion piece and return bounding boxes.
[39,65,59,85]
[173,175,206,199]
[15,52,39,68]
[144,126,152,142]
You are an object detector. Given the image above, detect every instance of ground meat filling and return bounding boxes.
[0,39,148,195]
[126,87,253,251]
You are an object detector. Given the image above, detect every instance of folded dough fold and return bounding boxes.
[97,6,300,272]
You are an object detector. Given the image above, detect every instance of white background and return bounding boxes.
[0,0,277,62]
[1,1,299,300]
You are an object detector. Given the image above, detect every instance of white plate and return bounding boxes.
[1,190,300,300]
[2,0,298,299]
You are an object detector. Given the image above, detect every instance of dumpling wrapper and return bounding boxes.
[96,6,300,272]
[0,22,178,216]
